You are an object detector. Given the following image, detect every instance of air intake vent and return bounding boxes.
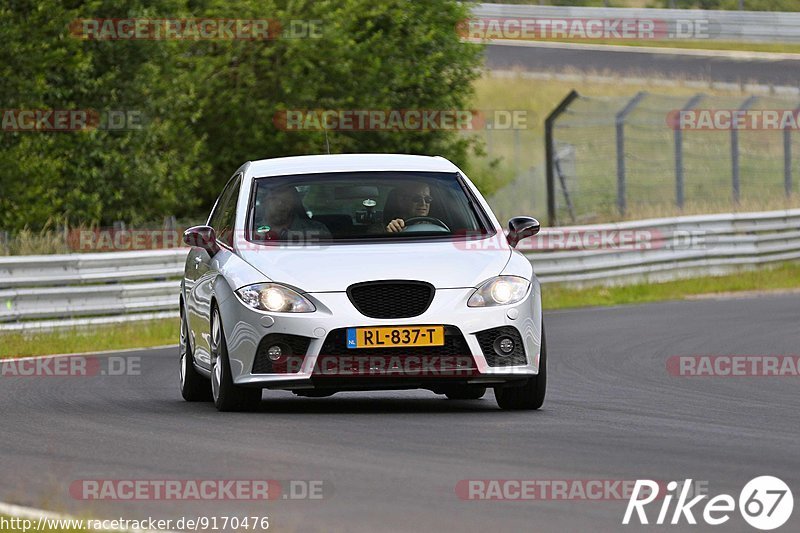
[346,280,435,319]
[476,326,527,367]
[252,333,312,374]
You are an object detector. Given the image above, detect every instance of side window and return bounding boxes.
[208,174,241,247]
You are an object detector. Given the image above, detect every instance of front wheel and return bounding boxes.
[210,307,262,412]
[494,325,547,410]
[180,307,212,402]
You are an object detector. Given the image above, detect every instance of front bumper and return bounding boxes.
[219,281,542,391]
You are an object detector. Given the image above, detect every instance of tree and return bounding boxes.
[187,0,485,209]
[0,0,486,231]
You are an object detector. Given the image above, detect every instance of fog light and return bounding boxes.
[267,345,283,361]
[496,337,515,355]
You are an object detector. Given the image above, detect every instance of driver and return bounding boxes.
[385,182,433,233]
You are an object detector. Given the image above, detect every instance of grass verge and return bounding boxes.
[543,262,800,309]
[0,318,179,359]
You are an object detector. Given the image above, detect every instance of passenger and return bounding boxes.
[256,185,331,241]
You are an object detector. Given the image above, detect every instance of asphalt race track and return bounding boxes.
[486,42,800,86]
[1,295,798,532]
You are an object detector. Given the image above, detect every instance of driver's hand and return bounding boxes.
[386,218,405,233]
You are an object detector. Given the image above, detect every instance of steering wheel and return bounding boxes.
[402,216,451,233]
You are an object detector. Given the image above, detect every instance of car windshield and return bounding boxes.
[248,171,492,244]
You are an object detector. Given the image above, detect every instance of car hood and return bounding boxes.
[238,240,511,292]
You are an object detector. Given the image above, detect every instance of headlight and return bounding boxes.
[467,276,529,307]
[235,283,315,313]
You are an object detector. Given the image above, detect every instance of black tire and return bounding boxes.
[444,386,487,400]
[210,306,262,412]
[494,325,547,410]
[180,306,212,402]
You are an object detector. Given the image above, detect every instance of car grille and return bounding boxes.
[346,280,435,319]
[252,333,312,374]
[476,326,528,367]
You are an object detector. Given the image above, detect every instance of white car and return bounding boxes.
[180,154,545,411]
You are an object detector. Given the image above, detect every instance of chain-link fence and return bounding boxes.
[544,91,800,225]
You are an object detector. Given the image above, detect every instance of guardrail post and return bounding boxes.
[675,94,705,210]
[545,89,579,227]
[731,96,758,205]
[784,106,799,198]
[784,122,792,197]
[615,92,647,218]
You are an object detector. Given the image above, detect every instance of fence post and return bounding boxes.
[554,147,577,224]
[675,94,705,210]
[163,215,177,230]
[731,95,758,205]
[615,92,647,218]
[545,89,579,227]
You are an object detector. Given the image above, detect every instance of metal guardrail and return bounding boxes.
[0,249,187,331]
[0,209,798,330]
[474,3,800,43]
[0,249,186,288]
[529,209,800,285]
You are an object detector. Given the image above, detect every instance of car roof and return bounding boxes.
[245,154,459,178]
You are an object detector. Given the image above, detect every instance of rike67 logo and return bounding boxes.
[623,476,793,530]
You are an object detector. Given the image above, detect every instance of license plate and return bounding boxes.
[346,326,445,349]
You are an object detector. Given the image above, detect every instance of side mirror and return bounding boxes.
[507,216,540,248]
[183,225,220,256]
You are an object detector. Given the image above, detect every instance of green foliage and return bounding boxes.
[0,0,485,231]
[0,0,209,229]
